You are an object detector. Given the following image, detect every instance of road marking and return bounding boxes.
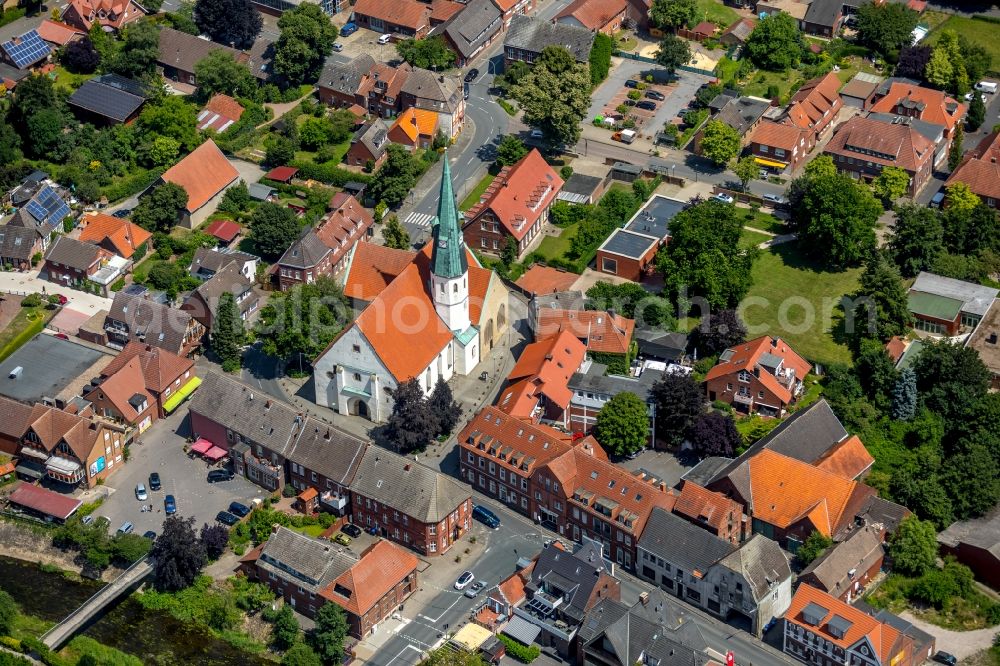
[419,592,467,623]
[403,212,435,229]
[383,644,424,666]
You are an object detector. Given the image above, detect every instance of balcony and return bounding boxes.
[512,605,575,643]
[732,393,754,406]
[320,491,348,511]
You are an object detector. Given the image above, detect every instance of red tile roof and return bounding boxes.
[946,131,1000,202]
[431,0,464,22]
[323,539,418,616]
[78,212,152,259]
[814,435,874,480]
[63,0,145,31]
[535,308,635,355]
[785,72,842,132]
[36,19,84,46]
[99,340,194,394]
[354,0,431,30]
[88,356,154,422]
[554,0,628,31]
[514,265,578,296]
[749,119,808,151]
[464,149,564,242]
[460,406,576,476]
[884,336,906,363]
[497,330,586,418]
[497,570,527,605]
[197,94,244,132]
[692,21,717,36]
[704,335,811,404]
[786,584,906,666]
[343,243,418,303]
[264,166,298,183]
[161,139,239,213]
[673,481,743,537]
[870,82,966,134]
[8,482,82,520]
[824,115,935,174]
[204,219,242,243]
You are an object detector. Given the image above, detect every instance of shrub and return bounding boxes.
[0,636,21,651]
[627,90,641,101]
[21,293,41,308]
[282,484,297,498]
[498,99,517,116]
[30,252,41,267]
[497,635,540,663]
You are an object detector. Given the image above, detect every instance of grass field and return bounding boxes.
[696,0,739,26]
[926,14,1000,76]
[50,66,95,92]
[739,228,771,248]
[535,223,580,262]
[744,242,861,367]
[459,173,494,211]
[0,306,53,363]
[739,208,787,234]
[742,69,802,103]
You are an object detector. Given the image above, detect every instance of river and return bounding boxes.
[0,556,273,665]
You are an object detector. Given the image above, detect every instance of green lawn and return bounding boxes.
[459,173,495,211]
[696,0,739,26]
[744,242,861,367]
[927,14,1000,76]
[0,306,53,363]
[739,228,771,248]
[50,65,95,92]
[738,208,787,234]
[290,523,326,538]
[742,69,802,103]
[535,223,580,262]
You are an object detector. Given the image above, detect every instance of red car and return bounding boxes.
[56,294,68,305]
[54,333,69,340]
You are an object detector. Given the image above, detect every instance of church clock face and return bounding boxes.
[860,647,869,656]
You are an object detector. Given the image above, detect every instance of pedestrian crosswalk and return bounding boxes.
[403,212,435,229]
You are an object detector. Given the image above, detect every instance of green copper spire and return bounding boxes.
[431,151,468,279]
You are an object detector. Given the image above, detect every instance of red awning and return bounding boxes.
[191,438,213,454]
[204,445,228,461]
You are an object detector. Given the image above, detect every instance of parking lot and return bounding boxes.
[601,81,675,130]
[92,409,269,538]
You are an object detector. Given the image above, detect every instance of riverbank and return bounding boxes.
[0,522,125,583]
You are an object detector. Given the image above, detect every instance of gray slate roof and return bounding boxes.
[437,0,502,59]
[599,229,658,259]
[634,327,688,360]
[938,504,1000,556]
[286,421,368,489]
[258,526,357,591]
[68,74,146,122]
[278,229,331,270]
[190,247,256,277]
[569,361,662,400]
[106,292,195,355]
[401,68,462,114]
[44,235,103,271]
[716,96,770,136]
[637,507,736,573]
[352,118,389,160]
[503,14,594,63]
[186,262,256,317]
[804,0,842,27]
[528,541,610,623]
[318,54,376,95]
[715,534,791,602]
[561,173,603,196]
[349,448,470,523]
[911,271,999,317]
[800,525,883,598]
[158,26,242,76]
[0,224,38,261]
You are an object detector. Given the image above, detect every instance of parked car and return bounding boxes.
[228,501,251,518]
[464,581,486,598]
[148,472,161,491]
[712,193,735,204]
[82,515,94,526]
[134,483,148,501]
[56,294,68,305]
[472,505,501,529]
[464,68,479,83]
[340,22,357,36]
[207,469,234,483]
[624,79,640,88]
[529,128,543,139]
[974,80,997,94]
[216,511,239,526]
[111,209,132,219]
[143,530,157,541]
[332,42,344,52]
[933,653,957,666]
[117,521,134,535]
[636,100,657,111]
[377,34,391,45]
[645,90,665,101]
[341,523,362,538]
[454,571,475,590]
[333,533,352,546]
[164,494,177,515]
[762,193,787,206]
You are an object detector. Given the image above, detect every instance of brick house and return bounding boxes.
[399,68,465,138]
[78,212,152,260]
[937,509,1000,590]
[102,291,205,357]
[495,329,586,426]
[0,225,45,271]
[869,80,966,145]
[60,0,145,32]
[534,306,636,365]
[553,0,627,34]
[494,0,535,28]
[704,335,810,417]
[156,139,239,228]
[352,0,433,38]
[276,193,374,291]
[348,447,472,556]
[782,585,935,666]
[823,115,937,198]
[42,236,125,296]
[784,72,843,143]
[594,229,659,281]
[346,119,389,168]
[671,480,745,544]
[503,14,593,67]
[435,0,504,67]
[180,262,259,336]
[240,526,418,637]
[946,130,1000,208]
[906,271,998,336]
[798,524,884,603]
[387,108,439,151]
[566,361,661,445]
[462,149,564,260]
[84,341,197,433]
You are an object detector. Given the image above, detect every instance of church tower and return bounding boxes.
[430,152,471,332]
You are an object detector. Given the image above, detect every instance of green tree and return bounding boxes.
[656,200,757,308]
[700,120,741,166]
[790,171,880,269]
[195,50,259,101]
[428,377,462,438]
[888,515,938,576]
[650,374,704,447]
[966,92,986,132]
[856,1,918,55]
[309,596,349,664]
[796,531,833,566]
[0,589,17,636]
[212,292,246,372]
[958,35,991,84]
[133,183,189,232]
[257,278,349,360]
[926,31,967,95]
[112,21,161,78]
[24,109,66,158]
[193,0,262,49]
[139,96,200,151]
[594,392,650,457]
[368,144,420,208]
[654,35,691,74]
[382,214,411,250]
[690,411,741,457]
[271,604,300,650]
[889,204,944,278]
[855,338,898,410]
[586,281,674,328]
[395,36,456,70]
[63,36,101,73]
[912,339,990,424]
[299,117,335,150]
[871,165,910,206]
[512,46,591,148]
[265,134,296,168]
[496,135,529,167]
[250,202,300,259]
[218,180,253,215]
[274,3,337,85]
[589,33,613,85]
[944,181,981,217]
[283,643,322,666]
[147,135,181,167]
[385,378,437,453]
[0,112,21,165]
[746,12,802,71]
[851,256,912,343]
[948,124,964,171]
[649,0,697,30]
[732,155,757,191]
[891,367,918,421]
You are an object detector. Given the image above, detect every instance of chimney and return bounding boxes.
[404,463,411,471]
[265,399,271,409]
[639,591,650,605]
[771,337,779,348]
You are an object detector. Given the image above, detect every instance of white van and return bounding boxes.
[377,34,391,45]
[975,81,997,94]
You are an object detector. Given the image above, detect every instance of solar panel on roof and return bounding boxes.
[24,200,47,222]
[2,30,50,70]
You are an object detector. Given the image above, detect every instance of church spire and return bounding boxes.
[431,151,468,279]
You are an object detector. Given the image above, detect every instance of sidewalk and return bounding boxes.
[0,270,113,314]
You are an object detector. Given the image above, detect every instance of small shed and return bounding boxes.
[7,482,82,522]
[247,183,276,202]
[204,219,241,245]
[264,166,298,183]
[691,21,717,41]
[720,18,755,46]
[839,71,885,110]
[557,172,607,205]
[610,161,642,183]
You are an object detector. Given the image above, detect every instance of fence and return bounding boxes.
[613,50,718,78]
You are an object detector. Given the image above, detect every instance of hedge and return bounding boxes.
[0,312,47,363]
[289,161,374,187]
[0,8,26,29]
[972,14,1000,24]
[589,33,613,86]
[497,635,540,663]
[100,168,164,204]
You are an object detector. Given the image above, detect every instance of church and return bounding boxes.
[312,156,510,421]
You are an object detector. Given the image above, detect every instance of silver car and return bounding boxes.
[135,483,148,501]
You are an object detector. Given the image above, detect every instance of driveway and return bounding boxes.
[91,408,270,538]
[897,611,999,661]
[0,268,112,313]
